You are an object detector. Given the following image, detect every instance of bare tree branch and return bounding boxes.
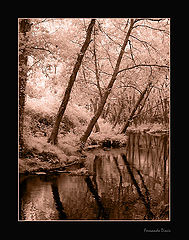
[145,18,165,22]
[134,18,165,23]
[133,24,169,35]
[118,64,169,74]
[118,83,142,94]
[130,35,159,53]
[128,40,136,65]
[99,42,115,70]
[98,22,123,48]
[28,46,53,54]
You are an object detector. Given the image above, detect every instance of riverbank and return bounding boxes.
[19,132,128,174]
[19,123,169,175]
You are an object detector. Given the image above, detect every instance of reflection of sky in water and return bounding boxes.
[20,177,57,220]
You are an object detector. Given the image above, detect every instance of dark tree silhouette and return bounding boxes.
[19,19,32,155]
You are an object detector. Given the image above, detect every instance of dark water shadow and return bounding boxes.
[84,175,109,220]
[121,153,154,220]
[51,178,67,220]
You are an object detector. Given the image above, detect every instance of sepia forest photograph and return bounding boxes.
[18,18,170,221]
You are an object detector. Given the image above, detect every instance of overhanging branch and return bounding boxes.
[118,64,169,74]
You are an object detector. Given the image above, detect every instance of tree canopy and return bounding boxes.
[19,18,170,153]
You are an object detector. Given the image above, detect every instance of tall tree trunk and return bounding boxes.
[48,19,95,145]
[80,19,135,149]
[91,26,102,133]
[120,82,152,134]
[19,19,32,154]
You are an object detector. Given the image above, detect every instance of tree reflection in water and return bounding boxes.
[51,178,67,220]
[84,175,109,219]
[19,133,169,220]
[85,132,169,220]
[121,153,154,220]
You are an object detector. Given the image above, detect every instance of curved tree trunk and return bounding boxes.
[48,19,96,145]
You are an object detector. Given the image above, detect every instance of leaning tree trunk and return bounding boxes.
[19,19,32,154]
[112,98,124,129]
[120,82,152,134]
[48,19,95,145]
[80,19,135,149]
[132,85,153,125]
[90,98,100,133]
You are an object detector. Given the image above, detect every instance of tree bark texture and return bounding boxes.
[120,82,152,134]
[19,19,32,154]
[80,19,135,148]
[48,19,96,145]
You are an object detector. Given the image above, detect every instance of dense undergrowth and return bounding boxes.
[20,96,117,172]
[20,95,168,174]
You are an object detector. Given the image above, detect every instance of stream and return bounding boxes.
[19,132,169,221]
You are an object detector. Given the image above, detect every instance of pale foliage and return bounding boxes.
[22,18,169,151]
[25,134,68,162]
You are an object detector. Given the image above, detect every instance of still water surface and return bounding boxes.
[19,132,169,221]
